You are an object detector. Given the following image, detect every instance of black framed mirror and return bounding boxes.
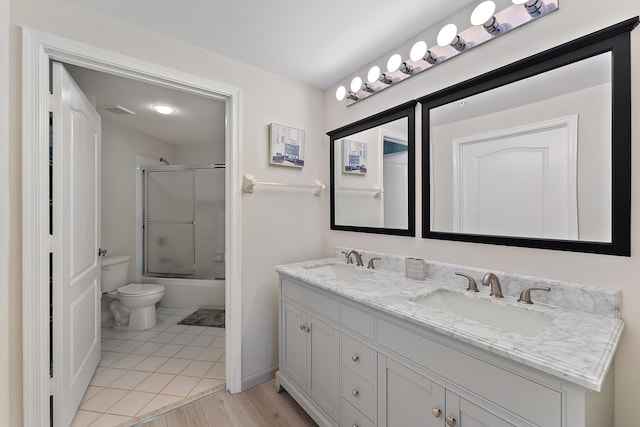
[328,101,416,236]
[419,17,637,255]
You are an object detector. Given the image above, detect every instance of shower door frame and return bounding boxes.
[139,164,225,280]
[22,28,243,426]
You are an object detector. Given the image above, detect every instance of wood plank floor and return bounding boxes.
[137,379,318,427]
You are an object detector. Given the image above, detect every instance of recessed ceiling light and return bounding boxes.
[151,104,176,115]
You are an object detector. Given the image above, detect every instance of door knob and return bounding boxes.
[446,415,456,426]
[432,408,441,417]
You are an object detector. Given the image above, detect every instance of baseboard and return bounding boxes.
[241,365,278,391]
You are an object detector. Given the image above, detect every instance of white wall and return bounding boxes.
[5,1,326,425]
[323,2,640,427]
[431,83,611,241]
[174,142,223,165]
[0,0,13,423]
[101,119,176,284]
[334,127,383,227]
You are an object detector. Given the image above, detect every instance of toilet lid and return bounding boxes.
[117,283,165,296]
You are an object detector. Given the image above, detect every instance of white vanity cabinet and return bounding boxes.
[280,280,341,424]
[276,273,613,427]
[377,355,513,427]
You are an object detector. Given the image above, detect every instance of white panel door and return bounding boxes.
[52,62,102,427]
[383,151,408,229]
[453,116,578,239]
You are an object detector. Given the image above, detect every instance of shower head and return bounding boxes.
[160,158,170,165]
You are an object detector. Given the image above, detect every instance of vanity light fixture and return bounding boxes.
[151,104,175,115]
[437,24,467,51]
[512,0,545,17]
[471,1,503,35]
[335,0,558,105]
[410,41,439,65]
[387,53,414,75]
[367,65,394,85]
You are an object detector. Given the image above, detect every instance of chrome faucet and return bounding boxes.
[482,273,504,298]
[342,250,364,267]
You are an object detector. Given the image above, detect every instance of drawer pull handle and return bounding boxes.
[351,354,360,362]
[351,388,359,397]
[446,415,456,426]
[432,408,441,417]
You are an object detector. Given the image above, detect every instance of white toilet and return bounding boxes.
[101,255,165,330]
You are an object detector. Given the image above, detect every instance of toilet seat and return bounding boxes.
[117,283,165,296]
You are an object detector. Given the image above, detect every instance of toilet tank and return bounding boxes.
[101,255,131,292]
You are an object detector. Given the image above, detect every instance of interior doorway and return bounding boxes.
[22,28,242,427]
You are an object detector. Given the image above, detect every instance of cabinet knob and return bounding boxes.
[432,408,441,417]
[305,326,311,333]
[299,324,305,331]
[351,354,359,362]
[446,415,456,427]
[351,389,359,397]
[352,424,359,427]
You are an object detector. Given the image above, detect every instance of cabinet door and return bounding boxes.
[309,315,340,422]
[378,355,445,427]
[282,301,307,391]
[446,391,514,427]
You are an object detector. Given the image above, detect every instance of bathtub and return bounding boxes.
[144,277,225,309]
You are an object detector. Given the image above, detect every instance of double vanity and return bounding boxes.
[275,249,622,427]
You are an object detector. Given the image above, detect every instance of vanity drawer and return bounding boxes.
[341,366,375,419]
[341,398,374,427]
[341,334,375,384]
[281,277,340,322]
[377,319,561,427]
[341,304,375,340]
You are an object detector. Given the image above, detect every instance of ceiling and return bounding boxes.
[66,64,226,146]
[70,0,475,89]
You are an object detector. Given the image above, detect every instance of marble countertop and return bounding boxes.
[275,258,623,392]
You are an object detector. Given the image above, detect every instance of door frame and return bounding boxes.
[22,27,243,426]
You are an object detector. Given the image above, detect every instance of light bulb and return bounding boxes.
[367,66,381,83]
[336,86,347,101]
[471,1,496,26]
[350,77,363,93]
[437,24,458,46]
[152,104,175,115]
[410,41,427,62]
[387,54,403,73]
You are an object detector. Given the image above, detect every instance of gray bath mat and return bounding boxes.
[178,308,225,327]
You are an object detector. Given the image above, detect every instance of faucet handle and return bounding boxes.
[518,287,551,304]
[455,272,479,292]
[341,250,353,264]
[367,257,382,269]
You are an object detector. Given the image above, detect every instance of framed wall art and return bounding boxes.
[270,123,305,167]
[342,139,367,174]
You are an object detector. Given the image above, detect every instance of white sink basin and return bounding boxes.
[304,264,371,280]
[411,290,554,337]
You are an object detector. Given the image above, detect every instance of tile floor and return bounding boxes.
[71,307,226,427]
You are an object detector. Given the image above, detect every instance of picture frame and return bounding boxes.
[342,139,367,174]
[270,123,305,167]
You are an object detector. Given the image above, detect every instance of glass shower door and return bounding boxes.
[143,170,195,277]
